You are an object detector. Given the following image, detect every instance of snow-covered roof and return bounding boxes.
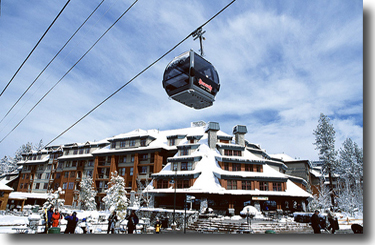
[9,192,49,200]
[0,182,13,191]
[148,134,312,198]
[269,153,296,162]
[17,155,49,165]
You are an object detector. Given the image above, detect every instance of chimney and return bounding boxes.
[233,125,247,147]
[206,122,220,149]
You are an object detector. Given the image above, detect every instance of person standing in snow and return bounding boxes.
[327,207,338,234]
[45,205,54,233]
[311,210,321,234]
[126,210,139,234]
[64,211,78,234]
[107,210,118,234]
[154,217,162,234]
[52,208,62,227]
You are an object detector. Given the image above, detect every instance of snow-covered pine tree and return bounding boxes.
[136,177,152,207]
[336,138,363,215]
[313,113,337,206]
[102,171,129,213]
[42,187,65,210]
[79,176,97,211]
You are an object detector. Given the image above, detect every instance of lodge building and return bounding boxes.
[15,121,312,213]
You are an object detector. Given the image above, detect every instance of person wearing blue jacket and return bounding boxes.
[64,212,78,234]
[44,205,54,233]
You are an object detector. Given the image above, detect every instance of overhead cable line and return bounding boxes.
[0,0,71,98]
[0,0,139,145]
[0,0,106,125]
[43,0,237,148]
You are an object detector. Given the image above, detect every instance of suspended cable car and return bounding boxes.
[162,29,220,109]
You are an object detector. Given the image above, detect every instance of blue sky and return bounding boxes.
[0,0,364,161]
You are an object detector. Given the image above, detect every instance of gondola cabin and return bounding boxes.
[162,50,220,109]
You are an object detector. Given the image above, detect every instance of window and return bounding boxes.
[85,148,90,154]
[139,166,147,174]
[111,142,116,149]
[119,168,126,176]
[172,163,178,171]
[232,163,241,171]
[35,183,40,189]
[72,161,77,167]
[64,172,69,178]
[140,154,148,161]
[177,179,189,188]
[43,183,48,189]
[129,140,136,147]
[68,182,74,189]
[37,173,42,179]
[70,171,76,178]
[131,155,135,162]
[233,150,242,156]
[66,161,71,168]
[20,183,24,189]
[169,138,176,146]
[73,149,78,155]
[24,183,29,189]
[45,173,50,180]
[130,167,133,176]
[79,148,84,154]
[65,149,70,155]
[224,149,232,156]
[273,182,282,191]
[242,180,252,190]
[259,181,269,191]
[227,180,237,190]
[86,170,93,177]
[55,173,61,179]
[256,165,262,172]
[157,180,168,188]
[141,139,146,146]
[120,141,126,148]
[88,160,94,167]
[181,148,188,156]
[181,162,188,171]
[245,164,253,172]
[224,163,229,171]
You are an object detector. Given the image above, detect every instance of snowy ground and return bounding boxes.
[0,208,362,235]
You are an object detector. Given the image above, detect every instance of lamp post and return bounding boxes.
[172,165,177,229]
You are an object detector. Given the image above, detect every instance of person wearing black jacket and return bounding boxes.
[311,210,321,234]
[126,210,139,234]
[107,210,118,234]
[64,212,78,234]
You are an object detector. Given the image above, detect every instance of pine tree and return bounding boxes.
[43,187,65,210]
[79,176,97,211]
[336,138,363,214]
[313,113,337,206]
[102,171,129,212]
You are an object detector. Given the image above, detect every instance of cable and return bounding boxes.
[0,0,139,144]
[0,0,71,98]
[43,0,237,148]
[0,0,105,125]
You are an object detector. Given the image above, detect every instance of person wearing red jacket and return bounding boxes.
[52,209,62,227]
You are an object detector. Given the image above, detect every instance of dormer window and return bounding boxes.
[181,148,188,156]
[169,138,176,146]
[111,142,116,149]
[120,141,126,148]
[141,138,146,146]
